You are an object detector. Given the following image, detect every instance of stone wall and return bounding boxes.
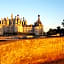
[0,37,64,64]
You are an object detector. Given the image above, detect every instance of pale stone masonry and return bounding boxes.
[0,14,43,35]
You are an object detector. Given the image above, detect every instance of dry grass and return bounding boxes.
[0,37,64,64]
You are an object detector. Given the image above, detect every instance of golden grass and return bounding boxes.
[0,37,64,64]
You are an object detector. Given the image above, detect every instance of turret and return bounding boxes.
[17,14,19,19]
[17,14,21,24]
[15,16,18,24]
[7,17,9,26]
[34,15,42,26]
[11,13,13,25]
[11,13,13,21]
[24,19,27,25]
[3,18,7,25]
[38,14,40,22]
[20,18,22,25]
[1,18,3,24]
[22,17,25,25]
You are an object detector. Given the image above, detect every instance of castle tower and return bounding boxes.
[11,13,13,20]
[20,18,22,25]
[3,18,7,25]
[7,17,9,26]
[17,14,19,19]
[34,15,43,35]
[11,13,13,25]
[22,17,27,25]
[34,14,42,26]
[24,19,27,25]
[17,14,20,24]
[1,18,3,24]
[15,16,17,24]
[38,14,40,23]
[22,17,25,25]
[18,19,20,24]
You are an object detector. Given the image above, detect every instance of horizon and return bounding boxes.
[0,0,64,32]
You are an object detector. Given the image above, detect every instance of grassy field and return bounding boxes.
[0,37,64,64]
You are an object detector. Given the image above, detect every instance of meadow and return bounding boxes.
[0,37,64,64]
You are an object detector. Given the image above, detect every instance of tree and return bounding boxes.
[62,19,64,27]
[56,26,61,33]
[47,28,56,36]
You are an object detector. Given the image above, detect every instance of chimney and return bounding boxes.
[23,17,24,21]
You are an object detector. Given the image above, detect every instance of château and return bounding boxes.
[0,14,43,36]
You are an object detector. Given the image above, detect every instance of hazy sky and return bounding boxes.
[0,0,64,32]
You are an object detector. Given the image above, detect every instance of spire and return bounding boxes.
[22,17,25,25]
[3,18,7,25]
[34,14,42,26]
[38,14,40,22]
[23,17,24,21]
[15,16,18,24]
[20,18,22,24]
[17,14,19,19]
[1,18,3,24]
[7,17,9,25]
[11,13,13,20]
[23,19,27,25]
[7,17,9,20]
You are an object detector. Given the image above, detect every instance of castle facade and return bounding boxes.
[0,14,43,36]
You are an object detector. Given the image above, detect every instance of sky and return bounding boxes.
[0,0,64,32]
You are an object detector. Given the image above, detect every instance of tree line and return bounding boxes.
[44,19,64,36]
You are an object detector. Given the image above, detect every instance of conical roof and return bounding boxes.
[34,15,42,26]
